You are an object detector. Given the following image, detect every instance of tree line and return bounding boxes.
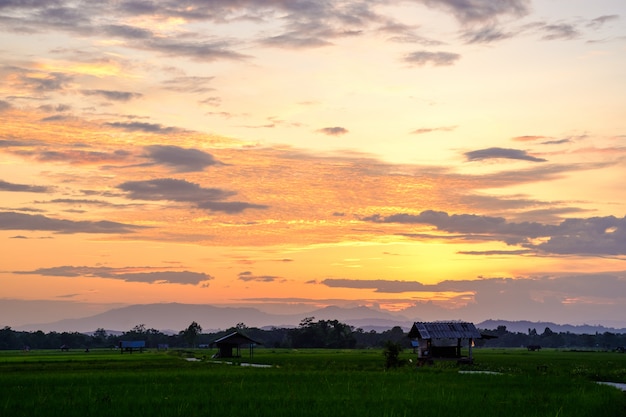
[1,319,625,351]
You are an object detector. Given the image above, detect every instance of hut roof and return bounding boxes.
[408,322,481,340]
[211,331,261,346]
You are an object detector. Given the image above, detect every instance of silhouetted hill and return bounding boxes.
[15,303,413,334]
[477,319,626,335]
[13,303,626,335]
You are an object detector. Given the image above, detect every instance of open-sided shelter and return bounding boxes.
[211,331,260,358]
[408,322,482,364]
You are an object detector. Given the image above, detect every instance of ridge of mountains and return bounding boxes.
[11,303,626,335]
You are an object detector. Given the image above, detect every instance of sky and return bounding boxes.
[1,0,626,328]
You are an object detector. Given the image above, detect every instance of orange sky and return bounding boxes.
[1,0,625,328]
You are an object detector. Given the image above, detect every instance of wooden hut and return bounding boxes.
[408,322,482,364]
[211,331,260,358]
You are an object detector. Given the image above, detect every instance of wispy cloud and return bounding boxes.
[587,14,620,30]
[81,89,143,102]
[162,76,215,94]
[13,265,213,285]
[462,26,516,44]
[317,127,349,136]
[0,211,144,234]
[238,271,283,283]
[0,180,51,193]
[404,50,460,66]
[540,23,580,41]
[416,0,531,24]
[411,126,457,135]
[464,147,547,162]
[512,135,547,142]
[104,121,181,134]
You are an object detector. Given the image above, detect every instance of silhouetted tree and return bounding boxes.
[180,321,202,347]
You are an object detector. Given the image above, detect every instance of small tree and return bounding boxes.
[383,340,404,369]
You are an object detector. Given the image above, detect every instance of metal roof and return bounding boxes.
[408,322,481,340]
[211,331,261,346]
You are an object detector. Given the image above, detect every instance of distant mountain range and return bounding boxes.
[12,303,626,335]
[477,319,626,335]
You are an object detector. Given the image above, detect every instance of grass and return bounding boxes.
[0,348,624,417]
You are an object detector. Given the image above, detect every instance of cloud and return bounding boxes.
[587,15,619,30]
[462,26,515,44]
[534,216,626,256]
[143,38,249,62]
[104,121,181,134]
[117,178,268,213]
[39,103,71,112]
[364,210,546,238]
[101,23,153,39]
[512,135,547,142]
[261,32,333,49]
[47,198,125,208]
[81,89,143,102]
[322,278,427,293]
[541,138,571,145]
[317,127,349,136]
[200,97,222,107]
[13,265,213,285]
[411,126,457,135]
[540,23,580,41]
[417,0,531,24]
[363,210,626,256]
[0,211,143,234]
[119,178,233,201]
[29,149,132,165]
[40,115,74,122]
[0,139,38,148]
[0,179,51,193]
[162,76,215,94]
[0,99,11,111]
[144,145,222,172]
[464,147,547,162]
[404,51,460,66]
[238,271,282,283]
[457,249,534,256]
[320,274,626,300]
[0,66,73,93]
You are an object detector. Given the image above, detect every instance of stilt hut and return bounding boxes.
[408,322,482,364]
[211,331,260,358]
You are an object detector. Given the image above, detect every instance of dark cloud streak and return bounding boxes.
[144,145,222,172]
[13,265,213,285]
[117,178,268,213]
[465,147,546,162]
[0,211,143,234]
[404,51,460,66]
[81,89,143,102]
[0,180,51,193]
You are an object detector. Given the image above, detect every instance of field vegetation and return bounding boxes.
[0,347,624,417]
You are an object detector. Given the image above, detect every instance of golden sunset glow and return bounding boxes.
[1,0,625,329]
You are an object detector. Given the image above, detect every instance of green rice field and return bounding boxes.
[0,348,624,417]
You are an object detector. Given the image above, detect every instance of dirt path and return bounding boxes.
[597,381,626,391]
